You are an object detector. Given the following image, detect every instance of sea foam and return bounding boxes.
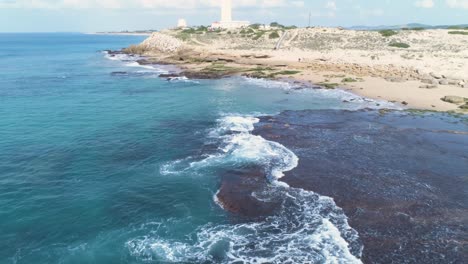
[135,114,363,263]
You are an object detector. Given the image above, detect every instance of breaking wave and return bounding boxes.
[243,76,402,110]
[132,114,363,263]
[127,188,362,263]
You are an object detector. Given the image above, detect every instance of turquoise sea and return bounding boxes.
[2,33,460,263]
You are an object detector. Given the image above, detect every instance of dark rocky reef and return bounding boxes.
[219,109,468,263]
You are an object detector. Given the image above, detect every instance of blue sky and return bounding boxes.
[0,0,467,32]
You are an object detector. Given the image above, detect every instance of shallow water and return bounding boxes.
[0,33,463,263]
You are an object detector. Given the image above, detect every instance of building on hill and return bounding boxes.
[211,0,249,29]
[177,19,187,28]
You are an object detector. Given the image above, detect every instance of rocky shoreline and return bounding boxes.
[216,109,468,263]
[113,29,468,112]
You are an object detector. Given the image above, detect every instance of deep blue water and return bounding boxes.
[0,33,410,263]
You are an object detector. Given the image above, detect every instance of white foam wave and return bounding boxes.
[102,51,138,61]
[189,115,298,182]
[151,114,363,263]
[243,76,402,110]
[243,77,298,90]
[127,188,362,263]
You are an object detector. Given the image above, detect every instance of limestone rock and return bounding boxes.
[140,32,183,53]
[419,84,438,89]
[430,72,442,79]
[421,78,438,85]
[387,77,405,82]
[441,96,467,104]
[439,79,449,85]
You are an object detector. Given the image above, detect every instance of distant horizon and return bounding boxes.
[1,21,468,34]
[1,0,468,33]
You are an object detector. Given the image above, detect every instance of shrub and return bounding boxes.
[276,70,301,75]
[447,26,468,30]
[196,26,208,32]
[270,22,284,28]
[252,31,265,40]
[448,31,468,35]
[269,31,280,39]
[389,42,410,48]
[318,82,339,89]
[342,77,357,82]
[378,29,398,37]
[182,28,196,34]
[249,24,261,29]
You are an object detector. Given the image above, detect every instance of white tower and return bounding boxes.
[221,0,232,22]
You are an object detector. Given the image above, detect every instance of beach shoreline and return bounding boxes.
[119,28,468,113]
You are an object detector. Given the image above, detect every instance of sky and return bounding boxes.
[0,0,467,32]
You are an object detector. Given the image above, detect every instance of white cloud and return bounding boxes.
[0,0,305,9]
[415,0,434,8]
[325,1,337,10]
[446,0,468,9]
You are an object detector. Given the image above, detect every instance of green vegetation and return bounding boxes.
[252,31,265,40]
[246,66,275,72]
[249,23,261,29]
[275,70,301,75]
[389,42,410,48]
[324,74,346,78]
[269,31,280,39]
[378,29,398,37]
[270,22,284,28]
[201,63,243,74]
[318,82,339,89]
[342,77,358,83]
[448,31,468,35]
[448,26,468,30]
[243,67,300,79]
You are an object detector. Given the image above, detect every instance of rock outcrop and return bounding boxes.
[139,32,183,53]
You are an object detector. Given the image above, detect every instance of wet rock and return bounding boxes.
[104,49,124,55]
[401,101,409,105]
[419,84,438,89]
[253,109,468,264]
[441,96,466,104]
[159,73,181,78]
[136,59,151,65]
[182,71,229,79]
[110,71,128,76]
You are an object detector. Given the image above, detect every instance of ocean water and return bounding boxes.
[0,33,402,263]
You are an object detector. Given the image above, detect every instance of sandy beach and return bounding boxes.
[123,27,468,112]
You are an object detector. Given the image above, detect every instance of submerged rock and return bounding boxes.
[252,110,468,264]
